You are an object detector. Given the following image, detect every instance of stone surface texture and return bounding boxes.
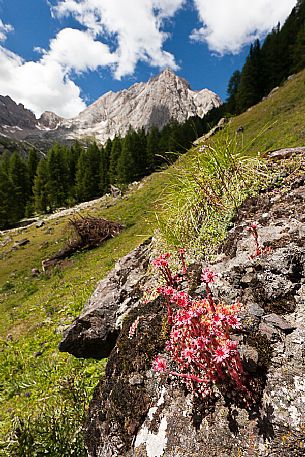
[61,157,305,456]
[59,238,154,359]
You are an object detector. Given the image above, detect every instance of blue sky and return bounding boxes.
[0,0,297,118]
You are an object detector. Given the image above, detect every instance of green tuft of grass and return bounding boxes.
[158,129,270,256]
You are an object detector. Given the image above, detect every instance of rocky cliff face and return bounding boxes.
[57,69,221,143]
[0,95,37,137]
[60,150,305,456]
[0,69,221,147]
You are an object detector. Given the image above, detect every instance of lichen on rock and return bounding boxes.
[85,297,167,456]
[58,238,153,359]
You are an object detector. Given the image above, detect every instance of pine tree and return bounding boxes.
[276,5,298,79]
[0,166,17,229]
[146,127,160,171]
[117,129,136,184]
[66,141,83,202]
[108,136,122,184]
[99,146,110,194]
[69,141,83,181]
[236,40,263,112]
[293,24,305,71]
[88,142,101,194]
[260,25,282,95]
[226,70,241,113]
[167,120,185,153]
[33,159,49,213]
[27,148,40,192]
[46,144,68,210]
[180,118,198,149]
[75,151,87,201]
[100,138,112,194]
[189,115,207,140]
[0,151,10,175]
[75,143,101,202]
[132,128,147,179]
[61,145,75,201]
[158,123,172,157]
[9,152,30,220]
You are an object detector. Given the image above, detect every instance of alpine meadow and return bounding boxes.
[1,1,305,456]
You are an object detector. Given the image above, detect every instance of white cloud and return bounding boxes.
[0,44,86,118]
[44,28,116,72]
[54,0,185,78]
[0,27,118,118]
[0,19,13,42]
[191,0,297,54]
[0,1,185,117]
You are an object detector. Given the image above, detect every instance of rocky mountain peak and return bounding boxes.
[153,67,190,87]
[0,95,37,130]
[38,111,64,130]
[0,70,221,146]
[58,70,221,143]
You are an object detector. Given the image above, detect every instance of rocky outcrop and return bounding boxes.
[56,150,305,456]
[59,167,305,456]
[59,238,153,359]
[82,178,305,456]
[193,117,228,145]
[266,146,305,160]
[0,69,221,147]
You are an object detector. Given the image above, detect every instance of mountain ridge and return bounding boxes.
[0,69,221,148]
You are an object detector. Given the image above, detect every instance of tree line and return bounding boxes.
[0,117,213,230]
[182,0,305,143]
[226,0,305,114]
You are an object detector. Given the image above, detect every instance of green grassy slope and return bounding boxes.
[225,69,305,153]
[1,69,305,454]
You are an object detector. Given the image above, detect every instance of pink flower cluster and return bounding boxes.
[152,253,249,400]
[201,267,217,284]
[151,253,170,268]
[246,222,271,260]
[128,316,140,339]
[151,253,174,286]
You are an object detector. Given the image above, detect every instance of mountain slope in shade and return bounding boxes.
[0,95,37,139]
[0,69,221,147]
